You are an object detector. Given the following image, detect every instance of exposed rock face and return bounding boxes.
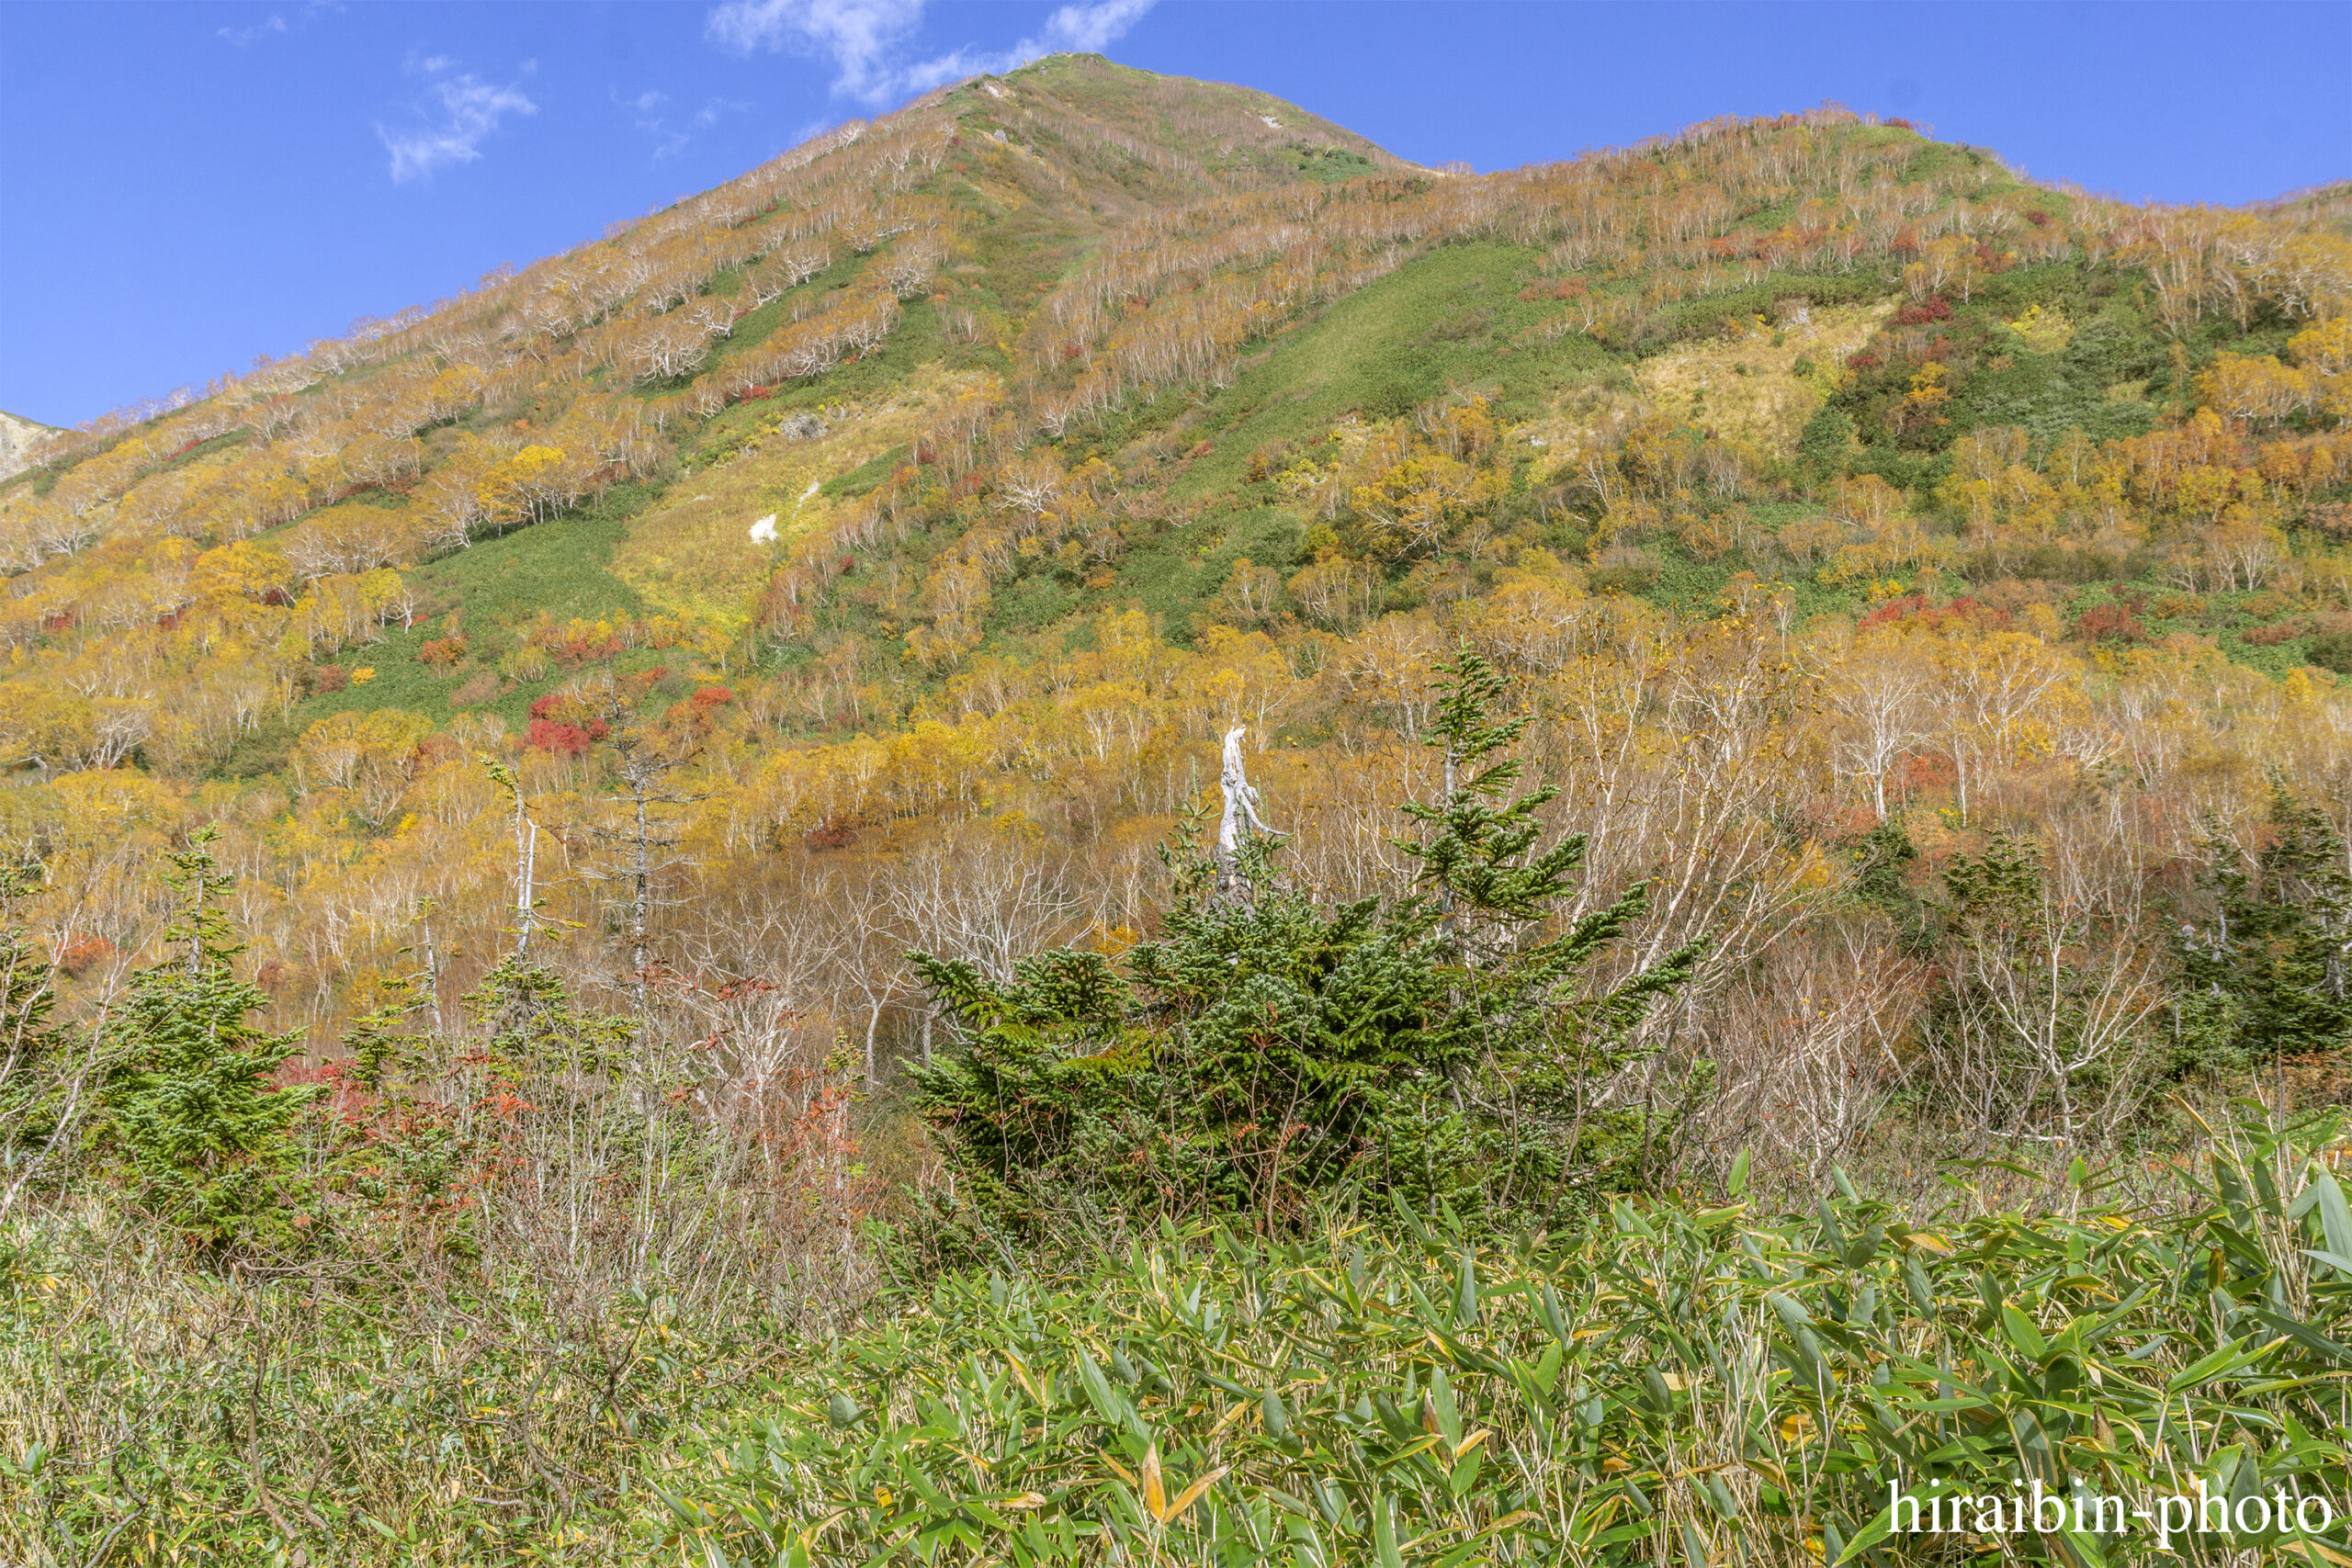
[0,410,58,480]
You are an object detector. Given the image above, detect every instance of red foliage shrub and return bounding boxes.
[1518,277,1587,302]
[56,936,115,978]
[533,627,625,667]
[417,636,469,669]
[275,1059,377,1123]
[1857,594,2013,635]
[1857,594,1931,630]
[804,818,858,850]
[690,685,734,709]
[526,717,595,757]
[2242,616,2312,647]
[1903,751,1958,791]
[2073,603,2147,643]
[1894,297,1952,326]
[1847,352,1882,371]
[310,664,350,694]
[527,694,608,741]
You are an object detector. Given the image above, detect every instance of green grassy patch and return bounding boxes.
[1163,242,1613,501]
[410,483,654,635]
[1292,146,1380,184]
[251,481,669,750]
[1102,506,1302,642]
[819,443,910,500]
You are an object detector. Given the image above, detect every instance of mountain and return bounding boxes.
[6,57,2352,1568]
[0,51,2346,1077]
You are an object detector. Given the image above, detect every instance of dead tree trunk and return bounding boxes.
[1214,726,1278,908]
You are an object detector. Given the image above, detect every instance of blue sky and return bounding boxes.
[3,0,2346,428]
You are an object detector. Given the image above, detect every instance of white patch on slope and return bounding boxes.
[751,480,821,545]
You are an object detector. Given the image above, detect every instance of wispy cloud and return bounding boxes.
[706,0,1153,105]
[622,87,752,159]
[217,13,288,47]
[1038,0,1154,51]
[378,59,538,183]
[706,0,922,100]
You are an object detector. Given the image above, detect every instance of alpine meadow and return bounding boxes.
[4,51,2352,1567]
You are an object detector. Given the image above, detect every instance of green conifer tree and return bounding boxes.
[1395,646,1704,1202]
[910,648,1699,1237]
[100,829,322,1256]
[2176,784,2352,1068]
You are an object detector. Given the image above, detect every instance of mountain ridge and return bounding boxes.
[4,60,2352,1565]
[0,55,2345,1060]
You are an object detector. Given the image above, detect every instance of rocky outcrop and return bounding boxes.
[0,409,59,480]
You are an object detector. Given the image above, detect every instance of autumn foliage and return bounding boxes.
[1,54,2349,1565]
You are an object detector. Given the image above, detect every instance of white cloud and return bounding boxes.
[379,62,538,183]
[622,87,752,159]
[707,0,1152,105]
[1043,0,1153,51]
[707,0,924,99]
[217,14,288,46]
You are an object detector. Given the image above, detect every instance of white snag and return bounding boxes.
[1216,725,1279,907]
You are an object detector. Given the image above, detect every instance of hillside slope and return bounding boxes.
[4,57,2352,1568]
[0,56,2346,1149]
[0,409,58,480]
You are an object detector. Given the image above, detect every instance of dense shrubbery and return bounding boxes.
[94,831,324,1257]
[2177,785,2352,1073]
[910,652,1697,1239]
[657,1111,2352,1567]
[1,649,2343,1564]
